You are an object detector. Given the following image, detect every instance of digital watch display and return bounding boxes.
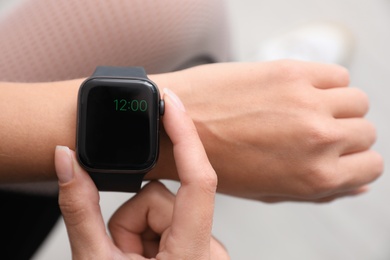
[76,67,164,192]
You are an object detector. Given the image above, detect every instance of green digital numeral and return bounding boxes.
[114,99,148,112]
[114,99,127,111]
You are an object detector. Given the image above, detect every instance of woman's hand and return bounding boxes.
[151,60,384,202]
[54,89,229,259]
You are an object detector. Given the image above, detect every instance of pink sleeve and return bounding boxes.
[0,0,230,82]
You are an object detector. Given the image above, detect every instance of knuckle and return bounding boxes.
[294,91,320,110]
[335,65,350,86]
[353,88,370,114]
[366,121,377,145]
[140,181,174,203]
[142,180,168,194]
[300,162,339,198]
[275,60,306,81]
[59,196,89,226]
[305,119,342,148]
[197,168,218,195]
[357,88,369,106]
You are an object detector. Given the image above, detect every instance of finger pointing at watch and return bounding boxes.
[109,88,228,259]
[54,88,229,259]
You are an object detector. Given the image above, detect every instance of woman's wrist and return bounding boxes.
[0,79,82,182]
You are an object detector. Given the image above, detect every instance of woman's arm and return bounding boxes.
[0,60,383,202]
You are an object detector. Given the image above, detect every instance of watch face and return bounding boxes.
[77,78,160,172]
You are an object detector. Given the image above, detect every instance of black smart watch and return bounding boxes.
[76,66,164,192]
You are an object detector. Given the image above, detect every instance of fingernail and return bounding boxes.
[55,146,74,184]
[163,88,186,112]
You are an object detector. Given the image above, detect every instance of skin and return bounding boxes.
[55,90,229,259]
[0,60,384,202]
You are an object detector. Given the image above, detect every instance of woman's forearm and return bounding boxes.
[0,80,80,181]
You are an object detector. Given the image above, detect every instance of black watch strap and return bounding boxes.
[92,66,147,78]
[89,66,148,192]
[89,171,145,192]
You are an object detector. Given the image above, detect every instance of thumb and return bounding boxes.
[55,146,111,258]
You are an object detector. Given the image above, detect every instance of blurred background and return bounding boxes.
[1,0,388,259]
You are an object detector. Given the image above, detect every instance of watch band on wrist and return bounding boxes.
[88,66,149,192]
[92,66,147,78]
[89,171,145,192]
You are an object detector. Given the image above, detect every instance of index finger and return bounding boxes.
[162,88,217,255]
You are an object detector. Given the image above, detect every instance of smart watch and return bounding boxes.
[76,66,164,192]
